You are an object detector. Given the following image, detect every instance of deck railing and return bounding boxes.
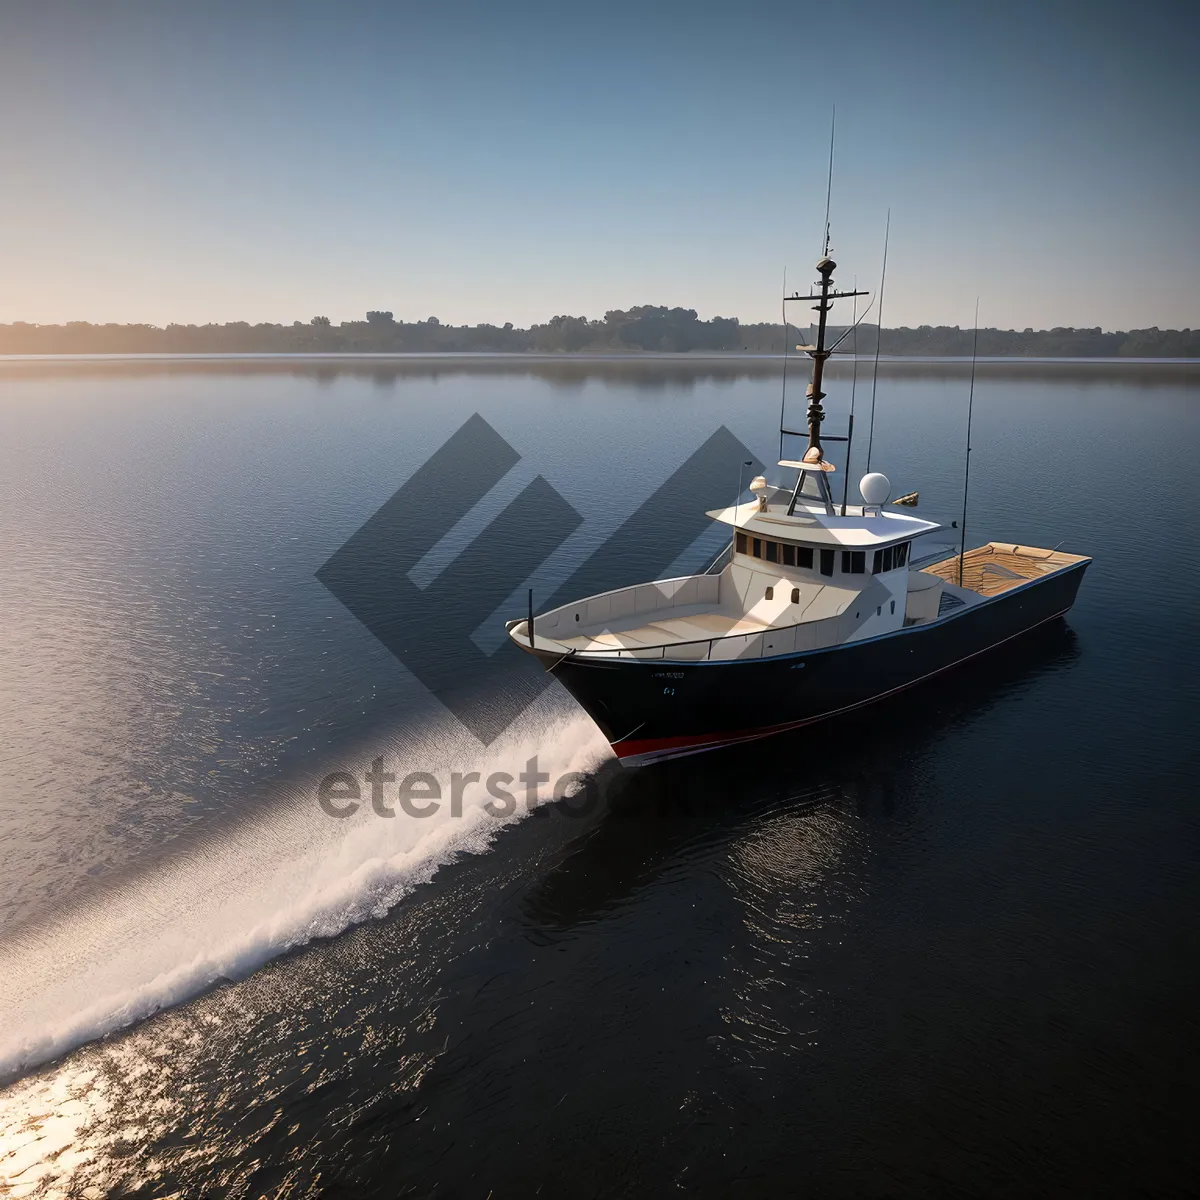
[545,611,845,663]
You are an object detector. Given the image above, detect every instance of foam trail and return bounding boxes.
[0,699,610,1081]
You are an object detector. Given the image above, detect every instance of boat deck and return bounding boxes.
[556,608,772,653]
[923,542,1088,598]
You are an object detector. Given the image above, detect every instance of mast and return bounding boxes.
[807,106,838,466]
[781,262,869,514]
[802,255,837,465]
[777,118,868,513]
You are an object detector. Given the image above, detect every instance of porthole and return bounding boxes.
[765,586,774,600]
[890,600,895,614]
[791,587,800,603]
[575,613,580,622]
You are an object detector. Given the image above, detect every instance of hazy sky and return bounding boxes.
[1,0,1196,330]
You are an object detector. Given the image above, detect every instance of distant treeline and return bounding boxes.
[2,307,1197,357]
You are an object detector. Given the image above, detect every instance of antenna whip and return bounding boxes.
[778,266,789,463]
[840,275,859,515]
[958,298,981,586]
[822,107,835,258]
[864,208,890,473]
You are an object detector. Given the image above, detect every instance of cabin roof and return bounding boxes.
[707,500,941,548]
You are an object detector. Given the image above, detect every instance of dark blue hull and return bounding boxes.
[532,562,1090,763]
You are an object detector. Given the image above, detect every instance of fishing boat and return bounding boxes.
[506,245,1090,766]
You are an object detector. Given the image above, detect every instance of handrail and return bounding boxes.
[701,544,733,575]
[554,614,828,661]
[528,564,860,662]
[569,635,718,660]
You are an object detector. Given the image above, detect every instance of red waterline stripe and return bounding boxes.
[612,607,1072,764]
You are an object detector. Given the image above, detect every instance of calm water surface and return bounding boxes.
[0,357,1197,1197]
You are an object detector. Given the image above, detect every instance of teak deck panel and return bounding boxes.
[923,542,1088,599]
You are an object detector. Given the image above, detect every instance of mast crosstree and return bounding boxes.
[785,260,869,464]
[781,261,869,514]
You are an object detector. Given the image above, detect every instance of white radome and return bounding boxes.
[859,472,891,505]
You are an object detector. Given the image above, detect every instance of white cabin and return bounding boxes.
[510,479,960,663]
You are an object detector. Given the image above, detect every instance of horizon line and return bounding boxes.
[2,316,1194,336]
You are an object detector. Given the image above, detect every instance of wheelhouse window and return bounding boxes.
[738,537,821,571]
[872,542,911,573]
[841,550,865,574]
[820,548,834,577]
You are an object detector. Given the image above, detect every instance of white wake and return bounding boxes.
[0,698,610,1081]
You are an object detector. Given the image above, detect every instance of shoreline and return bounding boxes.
[3,351,1199,362]
[2,352,1197,384]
